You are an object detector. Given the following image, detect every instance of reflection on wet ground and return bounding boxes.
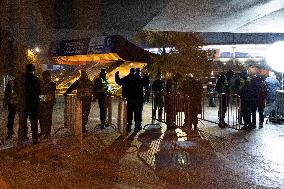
[0,100,284,188]
[137,122,284,188]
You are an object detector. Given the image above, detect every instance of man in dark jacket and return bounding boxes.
[115,68,149,132]
[180,75,203,130]
[93,68,111,129]
[38,70,56,138]
[17,64,41,145]
[152,72,165,120]
[3,75,17,139]
[249,75,267,128]
[216,73,230,128]
[240,79,253,130]
[64,70,93,133]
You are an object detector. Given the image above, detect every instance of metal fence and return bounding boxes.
[149,92,190,128]
[53,94,128,144]
[150,92,241,130]
[52,95,83,144]
[201,93,241,130]
[104,95,127,134]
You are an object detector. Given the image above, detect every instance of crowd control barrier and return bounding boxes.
[150,92,241,130]
[102,94,127,134]
[53,95,83,144]
[149,92,191,128]
[201,92,241,130]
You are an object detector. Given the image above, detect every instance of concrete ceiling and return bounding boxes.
[143,0,284,33]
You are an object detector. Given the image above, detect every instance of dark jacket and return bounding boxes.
[3,79,17,106]
[181,77,203,112]
[115,72,148,103]
[216,75,230,94]
[249,76,267,108]
[64,77,93,99]
[152,79,165,93]
[39,80,56,104]
[16,72,41,113]
[93,76,110,98]
[240,80,253,111]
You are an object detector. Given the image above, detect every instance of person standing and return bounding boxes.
[216,73,230,128]
[143,72,151,103]
[16,64,41,145]
[3,75,17,139]
[38,70,56,139]
[93,68,111,129]
[181,74,203,130]
[249,75,267,128]
[265,71,280,117]
[207,81,216,107]
[115,68,148,132]
[152,72,165,120]
[240,79,253,130]
[64,70,93,133]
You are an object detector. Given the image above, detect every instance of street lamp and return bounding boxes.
[35,47,40,53]
[266,41,284,90]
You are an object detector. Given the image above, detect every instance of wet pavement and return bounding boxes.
[0,97,284,188]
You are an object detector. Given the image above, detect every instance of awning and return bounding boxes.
[48,35,152,65]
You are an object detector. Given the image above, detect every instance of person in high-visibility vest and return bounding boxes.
[64,70,93,133]
[38,70,56,139]
[3,75,17,139]
[93,68,111,129]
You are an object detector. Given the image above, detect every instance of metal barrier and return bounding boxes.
[150,92,241,130]
[103,95,127,134]
[148,92,190,128]
[53,95,82,144]
[54,94,127,139]
[201,93,241,130]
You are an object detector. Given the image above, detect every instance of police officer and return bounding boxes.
[17,64,41,145]
[64,70,93,133]
[3,75,17,139]
[93,68,111,129]
[38,70,56,138]
[115,68,149,132]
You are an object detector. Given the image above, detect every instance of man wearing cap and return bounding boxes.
[93,68,111,129]
[17,64,41,145]
[64,70,93,133]
[115,68,149,132]
[38,70,56,139]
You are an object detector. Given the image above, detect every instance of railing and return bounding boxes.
[148,92,190,128]
[149,92,241,130]
[201,93,241,130]
[53,95,83,144]
[103,94,127,134]
[52,94,128,145]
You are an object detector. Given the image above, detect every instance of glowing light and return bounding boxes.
[27,49,36,61]
[35,47,40,52]
[266,41,284,72]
